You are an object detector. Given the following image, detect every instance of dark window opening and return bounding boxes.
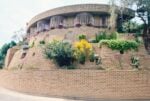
[102,17,106,27]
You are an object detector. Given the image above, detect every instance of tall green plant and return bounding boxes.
[95,31,118,43]
[0,41,16,69]
[78,34,86,40]
[44,40,74,67]
[95,32,107,42]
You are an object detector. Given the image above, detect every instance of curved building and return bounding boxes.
[26,4,134,38]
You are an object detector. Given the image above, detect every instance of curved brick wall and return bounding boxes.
[0,70,150,100]
[5,33,150,70]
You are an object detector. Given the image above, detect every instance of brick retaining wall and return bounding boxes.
[0,70,150,100]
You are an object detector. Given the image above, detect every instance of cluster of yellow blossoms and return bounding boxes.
[74,39,93,61]
[74,39,92,52]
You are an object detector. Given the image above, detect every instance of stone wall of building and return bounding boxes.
[4,26,150,70]
[0,70,150,100]
[7,47,56,70]
[4,47,19,68]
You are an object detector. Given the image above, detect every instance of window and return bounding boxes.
[50,16,64,29]
[102,17,106,27]
[74,12,94,26]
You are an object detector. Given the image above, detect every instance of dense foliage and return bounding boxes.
[39,40,45,45]
[45,39,95,66]
[95,32,118,43]
[0,41,16,69]
[122,21,142,33]
[78,34,86,40]
[99,40,139,54]
[44,40,74,67]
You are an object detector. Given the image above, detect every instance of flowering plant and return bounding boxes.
[73,39,93,64]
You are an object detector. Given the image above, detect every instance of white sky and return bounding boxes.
[0,0,109,47]
[0,0,142,47]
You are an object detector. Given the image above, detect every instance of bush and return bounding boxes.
[108,32,118,40]
[99,40,139,54]
[44,40,74,67]
[0,41,16,69]
[94,31,118,43]
[78,34,86,40]
[74,39,93,64]
[0,54,4,69]
[0,44,10,56]
[78,53,86,64]
[135,37,143,44]
[89,50,95,62]
[95,32,107,42]
[39,40,45,45]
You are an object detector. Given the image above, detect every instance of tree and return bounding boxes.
[118,0,132,30]
[12,28,26,43]
[109,0,150,52]
[109,0,133,32]
[134,0,150,35]
[109,0,117,31]
[122,21,141,33]
[0,52,4,69]
[0,41,17,69]
[129,0,150,52]
[1,44,10,56]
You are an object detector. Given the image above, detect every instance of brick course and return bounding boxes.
[0,70,150,100]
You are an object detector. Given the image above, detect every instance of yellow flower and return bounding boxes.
[73,39,94,62]
[86,44,92,49]
[80,48,84,52]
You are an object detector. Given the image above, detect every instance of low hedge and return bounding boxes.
[99,40,139,54]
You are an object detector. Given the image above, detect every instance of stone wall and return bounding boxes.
[4,47,19,68]
[0,70,150,100]
[5,29,150,70]
[7,47,56,70]
[29,26,106,45]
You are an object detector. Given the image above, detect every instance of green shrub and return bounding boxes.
[94,31,118,43]
[44,40,74,67]
[99,40,139,54]
[78,53,86,64]
[0,55,4,69]
[95,32,107,42]
[135,37,143,44]
[78,34,86,40]
[89,51,95,62]
[39,40,45,45]
[108,32,118,40]
[0,41,16,69]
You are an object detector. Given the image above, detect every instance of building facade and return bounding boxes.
[26,4,134,37]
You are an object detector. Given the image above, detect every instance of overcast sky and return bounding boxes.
[0,0,110,47]
[0,0,142,47]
